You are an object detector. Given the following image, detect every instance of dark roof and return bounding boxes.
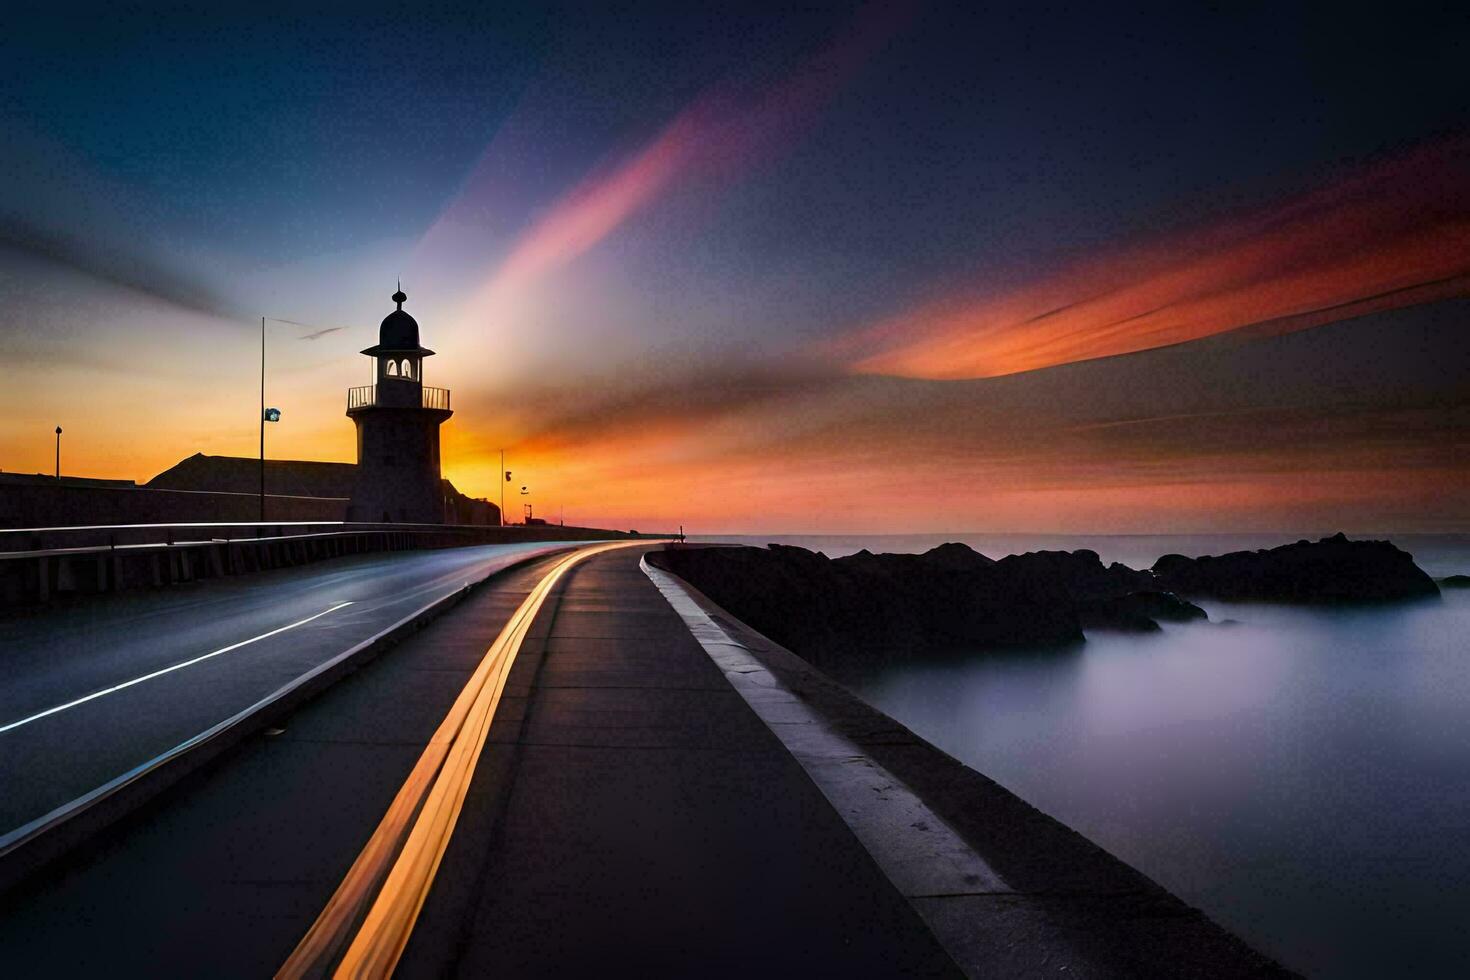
[147,454,355,498]
[145,454,497,520]
[0,472,138,488]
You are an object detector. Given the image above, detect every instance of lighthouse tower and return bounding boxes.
[346,288,453,523]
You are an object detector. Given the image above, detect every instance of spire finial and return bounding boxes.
[392,279,407,310]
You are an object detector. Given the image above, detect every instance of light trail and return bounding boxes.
[277,540,643,979]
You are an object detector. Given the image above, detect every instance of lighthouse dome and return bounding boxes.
[380,289,419,348]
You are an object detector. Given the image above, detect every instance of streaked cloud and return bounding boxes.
[445,3,909,305]
[829,139,1470,380]
[436,298,1470,532]
[0,214,231,317]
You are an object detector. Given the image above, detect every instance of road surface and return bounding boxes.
[0,541,590,836]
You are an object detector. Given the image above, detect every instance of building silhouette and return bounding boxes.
[0,287,508,530]
[346,288,454,523]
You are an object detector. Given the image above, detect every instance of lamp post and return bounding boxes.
[257,316,288,521]
[54,426,62,481]
[260,316,265,520]
[255,313,344,520]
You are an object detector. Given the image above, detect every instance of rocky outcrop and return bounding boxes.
[992,548,1206,632]
[1440,575,1470,589]
[650,542,1210,663]
[651,543,1082,665]
[1152,533,1440,602]
[652,533,1438,664]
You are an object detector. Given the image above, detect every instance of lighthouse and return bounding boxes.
[346,288,453,523]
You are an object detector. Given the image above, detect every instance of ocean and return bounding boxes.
[690,532,1470,978]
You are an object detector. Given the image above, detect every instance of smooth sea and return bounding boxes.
[691,533,1470,978]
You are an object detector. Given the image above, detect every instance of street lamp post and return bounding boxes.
[260,316,265,520]
[54,426,62,481]
[255,313,342,521]
[257,316,286,521]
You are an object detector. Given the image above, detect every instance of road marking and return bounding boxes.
[0,603,355,736]
[278,540,642,980]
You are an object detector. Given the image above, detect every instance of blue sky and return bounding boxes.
[1,2,1466,531]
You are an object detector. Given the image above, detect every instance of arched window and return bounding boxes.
[386,360,398,377]
[401,359,414,380]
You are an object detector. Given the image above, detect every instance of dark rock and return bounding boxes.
[918,542,998,571]
[1440,574,1470,589]
[652,534,1438,669]
[651,543,1082,665]
[1152,533,1439,602]
[998,548,1155,602]
[992,549,1207,632]
[1078,591,1208,632]
[1078,601,1161,633]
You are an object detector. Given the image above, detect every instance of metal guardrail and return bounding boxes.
[346,385,451,411]
[0,521,605,556]
[0,523,652,606]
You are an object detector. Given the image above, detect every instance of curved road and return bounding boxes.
[0,541,593,836]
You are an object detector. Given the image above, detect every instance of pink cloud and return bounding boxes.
[428,3,909,303]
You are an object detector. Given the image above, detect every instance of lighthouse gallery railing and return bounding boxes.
[347,385,451,410]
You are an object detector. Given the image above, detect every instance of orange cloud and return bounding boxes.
[445,433,1467,536]
[439,348,1470,535]
[832,139,1470,380]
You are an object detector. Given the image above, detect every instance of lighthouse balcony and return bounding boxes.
[347,384,451,411]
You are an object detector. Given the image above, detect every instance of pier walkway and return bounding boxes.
[0,543,1285,977]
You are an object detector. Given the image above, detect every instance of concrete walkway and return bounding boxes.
[400,545,961,977]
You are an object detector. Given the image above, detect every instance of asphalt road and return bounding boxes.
[0,541,590,836]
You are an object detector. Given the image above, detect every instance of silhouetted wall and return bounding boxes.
[0,483,345,529]
[2,456,501,529]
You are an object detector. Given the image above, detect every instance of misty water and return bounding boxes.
[700,534,1470,978]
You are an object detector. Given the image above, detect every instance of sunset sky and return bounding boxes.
[1,3,1466,532]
